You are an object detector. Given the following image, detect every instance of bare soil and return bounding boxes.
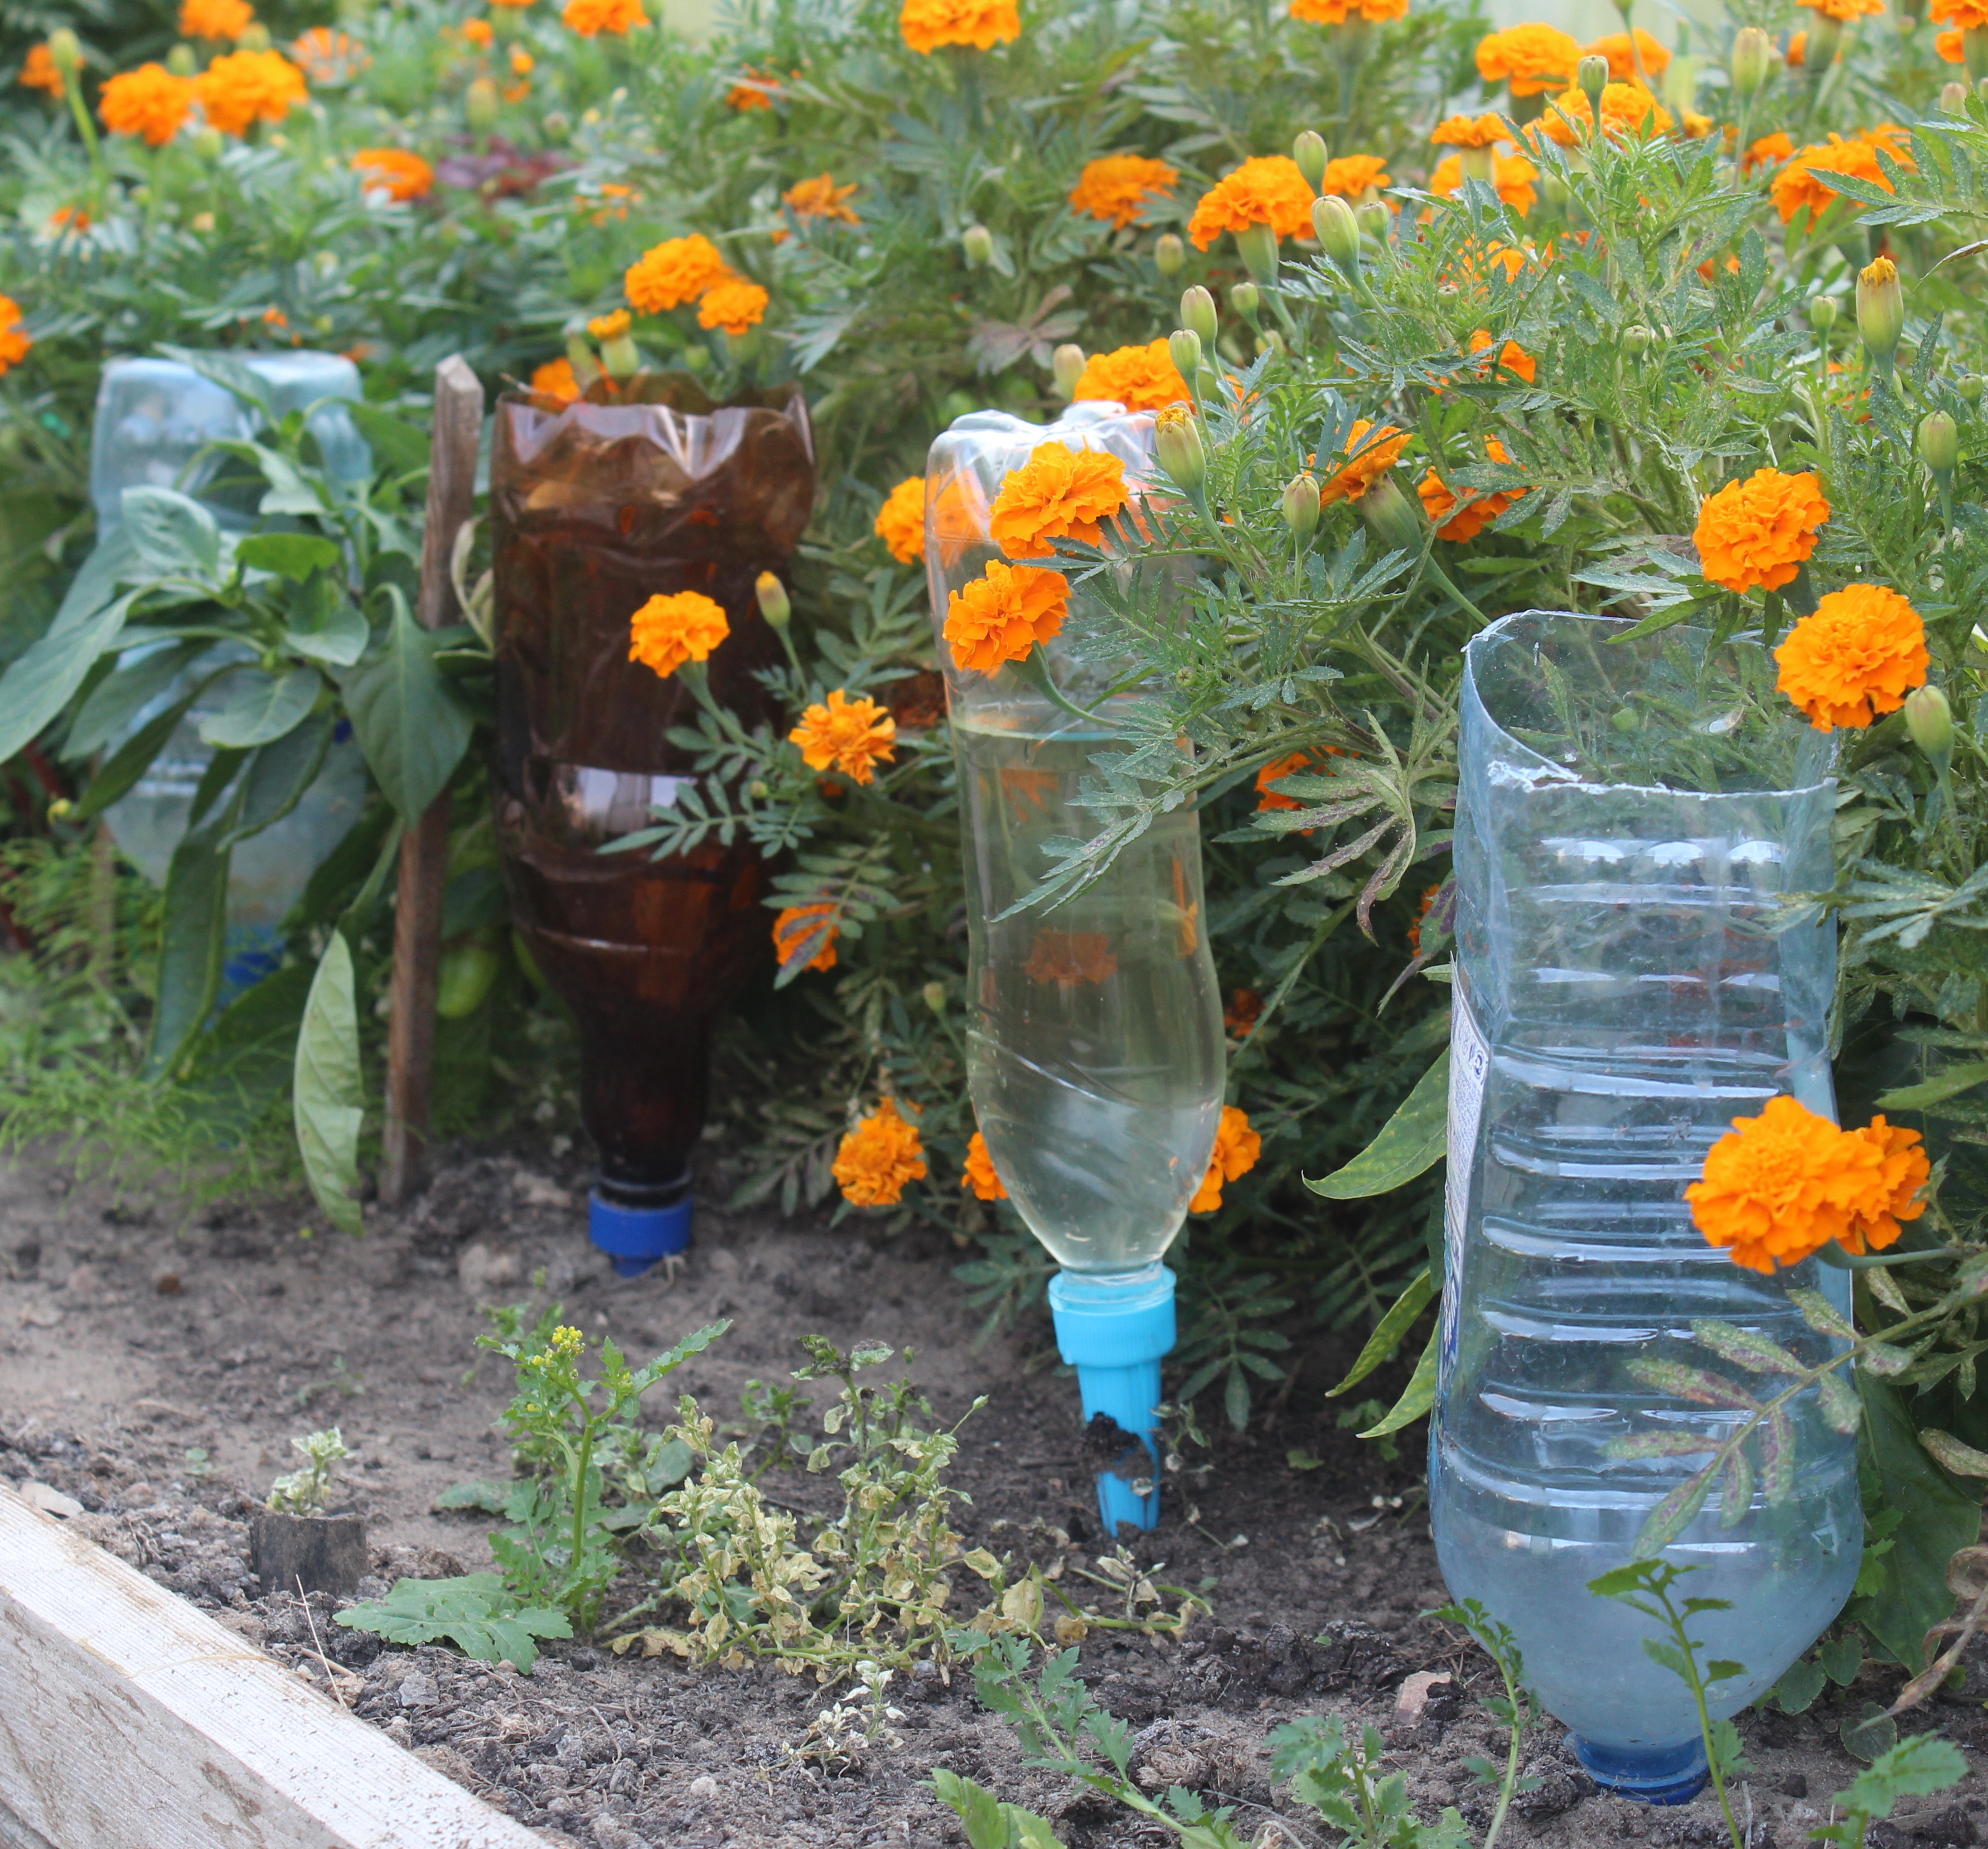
[4,1143,1987,1849]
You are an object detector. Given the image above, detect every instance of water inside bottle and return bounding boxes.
[955,709,1223,1273]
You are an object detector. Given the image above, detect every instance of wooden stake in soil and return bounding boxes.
[381,354,484,1208]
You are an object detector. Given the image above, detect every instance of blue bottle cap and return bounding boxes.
[589,1189,693,1277]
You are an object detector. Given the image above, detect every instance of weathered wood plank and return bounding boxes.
[0,1485,539,1849]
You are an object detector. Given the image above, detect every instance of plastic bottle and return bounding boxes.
[926,404,1224,1531]
[491,376,815,1276]
[1430,610,1860,1802]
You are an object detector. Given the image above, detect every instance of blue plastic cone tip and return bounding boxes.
[1048,1264,1177,1536]
[589,1190,693,1277]
[1567,1734,1709,1805]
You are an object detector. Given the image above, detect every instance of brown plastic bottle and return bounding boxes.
[491,375,815,1271]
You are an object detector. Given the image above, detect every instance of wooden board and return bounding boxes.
[0,1484,541,1849]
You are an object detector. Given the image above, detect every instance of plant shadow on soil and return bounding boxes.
[3,1143,1988,1849]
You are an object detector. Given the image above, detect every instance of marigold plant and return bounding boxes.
[1537,80,1671,144]
[628,591,730,678]
[782,174,860,229]
[1072,340,1191,414]
[696,277,769,336]
[942,562,1068,673]
[1317,420,1410,507]
[1774,586,1929,731]
[289,27,369,83]
[833,1099,927,1208]
[351,148,434,202]
[772,904,839,975]
[789,690,898,785]
[562,0,649,35]
[988,442,1128,559]
[1772,135,1912,224]
[1694,468,1830,596]
[1190,1107,1261,1213]
[531,357,581,402]
[625,235,731,313]
[1067,155,1178,229]
[195,50,308,137]
[898,0,1020,54]
[1288,0,1408,23]
[875,477,927,565]
[1797,0,1885,18]
[1317,154,1392,200]
[179,0,254,39]
[1429,151,1537,215]
[1431,112,1508,149]
[1582,27,1670,79]
[1418,436,1525,542]
[0,296,31,374]
[1474,23,1579,94]
[961,1131,1007,1201]
[100,65,196,144]
[18,44,63,94]
[1186,156,1316,250]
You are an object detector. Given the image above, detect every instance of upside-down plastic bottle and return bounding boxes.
[492,376,815,1274]
[926,403,1224,1532]
[1431,611,1860,1803]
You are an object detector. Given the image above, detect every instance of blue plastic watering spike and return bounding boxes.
[1048,1263,1177,1536]
[589,1179,694,1277]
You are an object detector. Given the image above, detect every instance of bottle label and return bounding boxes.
[1440,989,1491,1372]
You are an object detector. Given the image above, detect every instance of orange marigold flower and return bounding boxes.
[961,1129,1008,1201]
[195,49,307,137]
[461,17,495,44]
[1475,23,1579,93]
[989,442,1129,560]
[1865,121,1916,164]
[1432,112,1509,149]
[727,65,782,108]
[588,309,630,341]
[1190,1105,1261,1214]
[930,472,990,566]
[785,172,859,225]
[1936,25,1966,55]
[943,561,1068,673]
[898,0,1019,54]
[291,27,369,81]
[1429,150,1538,216]
[1933,0,1988,26]
[1694,469,1829,595]
[1772,134,1912,224]
[697,276,768,335]
[0,295,32,375]
[1797,0,1884,18]
[100,64,196,144]
[625,234,730,313]
[1786,29,1808,64]
[1024,930,1118,986]
[1186,155,1316,251]
[1581,27,1670,80]
[1419,435,1525,542]
[531,356,582,402]
[20,44,65,94]
[876,477,927,565]
[773,902,839,974]
[1318,153,1392,199]
[833,1098,927,1208]
[1774,585,1928,731]
[790,689,898,785]
[1072,339,1191,414]
[1290,0,1408,23]
[1539,80,1671,144]
[47,205,90,235]
[1743,131,1795,173]
[563,0,647,31]
[628,590,729,678]
[511,41,534,69]
[180,0,253,38]
[1468,328,1536,381]
[1068,154,1179,229]
[1225,988,1264,1036]
[351,147,434,201]
[1254,750,1327,813]
[1407,883,1442,952]
[1686,1094,1928,1273]
[1318,419,1409,508]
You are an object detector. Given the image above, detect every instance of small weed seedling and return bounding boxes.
[1267,1714,1472,1848]
[267,1427,349,1514]
[1805,1735,1966,1844]
[335,1573,571,1671]
[1586,1560,1752,1849]
[784,1658,907,1774]
[1426,1597,1538,1849]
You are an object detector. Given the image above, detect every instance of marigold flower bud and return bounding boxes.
[1920,409,1958,478]
[1622,324,1653,357]
[1356,200,1390,242]
[601,329,639,378]
[1154,232,1186,277]
[47,28,81,73]
[922,981,947,1013]
[1942,79,1971,113]
[1168,327,1202,379]
[543,109,572,139]
[1962,373,1985,406]
[564,327,603,388]
[1281,472,1321,540]
[1153,402,1205,496]
[1967,25,1988,80]
[1578,52,1608,110]
[1051,342,1086,399]
[1905,684,1954,765]
[239,22,269,49]
[466,76,500,134]
[1181,285,1217,348]
[1730,26,1773,97]
[1808,296,1838,334]
[194,125,224,159]
[167,41,197,74]
[1357,473,1422,553]
[1313,194,1361,274]
[1230,280,1261,320]
[1235,221,1279,285]
[961,223,993,267]
[1857,255,1905,378]
[755,571,791,628]
[1808,13,1845,69]
[1293,128,1329,194]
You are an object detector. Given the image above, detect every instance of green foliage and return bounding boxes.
[1169,1258,1292,1431]
[1806,1735,1967,1846]
[293,931,362,1235]
[266,1426,350,1515]
[1425,1598,1536,1849]
[333,1573,573,1672]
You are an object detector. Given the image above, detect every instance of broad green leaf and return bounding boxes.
[1917,1426,1988,1476]
[1769,1655,1826,1713]
[1358,1323,1436,1439]
[1305,1049,1447,1199]
[1831,1734,1967,1818]
[143,834,231,1079]
[342,590,473,821]
[284,577,369,668]
[0,591,135,765]
[1841,1702,1898,1764]
[73,689,205,822]
[332,1573,571,1670]
[1819,1630,1865,1686]
[931,1770,1018,1849]
[121,487,222,585]
[1327,1267,1434,1397]
[199,666,321,749]
[64,640,206,760]
[154,342,274,424]
[294,933,363,1236]
[236,532,341,582]
[436,1479,511,1513]
[347,400,432,474]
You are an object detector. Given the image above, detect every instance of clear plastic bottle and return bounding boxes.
[926,404,1223,1527]
[1430,611,1860,1800]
